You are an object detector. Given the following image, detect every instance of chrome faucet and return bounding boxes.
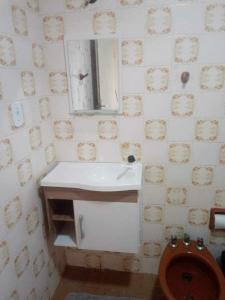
[116,155,136,180]
[196,237,205,251]
[116,166,132,180]
[183,233,191,246]
[170,235,178,248]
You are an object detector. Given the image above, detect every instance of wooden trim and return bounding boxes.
[43,188,53,231]
[42,187,138,203]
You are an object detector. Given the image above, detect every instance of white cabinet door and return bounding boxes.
[74,200,140,253]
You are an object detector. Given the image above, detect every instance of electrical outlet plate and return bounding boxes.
[11,102,24,128]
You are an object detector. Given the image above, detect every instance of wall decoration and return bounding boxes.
[167,188,187,205]
[171,94,194,117]
[93,11,116,35]
[209,232,225,246]
[122,96,142,117]
[146,68,169,92]
[54,120,74,140]
[168,143,191,164]
[147,8,171,34]
[144,165,165,184]
[4,196,22,229]
[143,242,161,258]
[26,0,39,12]
[0,36,16,66]
[8,290,20,300]
[0,139,13,170]
[121,142,141,161]
[33,249,45,277]
[219,145,225,164]
[43,16,64,41]
[214,189,225,208]
[145,120,166,140]
[45,144,56,165]
[14,246,30,278]
[175,37,199,63]
[26,207,40,235]
[21,71,36,96]
[27,288,37,300]
[200,66,225,90]
[17,158,32,186]
[164,225,185,240]
[11,6,28,36]
[188,208,209,226]
[122,40,143,65]
[144,205,163,223]
[192,166,213,186]
[65,0,87,10]
[195,120,218,141]
[49,72,68,94]
[205,4,225,32]
[32,44,45,68]
[0,241,10,275]
[77,142,97,161]
[98,120,118,139]
[39,97,51,120]
[29,126,42,150]
[119,0,143,5]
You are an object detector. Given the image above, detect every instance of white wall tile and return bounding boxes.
[166,165,192,186]
[118,7,146,37]
[195,92,225,118]
[121,66,145,93]
[119,118,144,141]
[144,36,173,66]
[167,119,194,141]
[142,141,168,163]
[44,43,66,69]
[164,206,187,225]
[199,34,225,64]
[143,93,170,118]
[172,3,204,34]
[192,142,218,165]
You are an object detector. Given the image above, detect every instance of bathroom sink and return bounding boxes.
[40,162,142,192]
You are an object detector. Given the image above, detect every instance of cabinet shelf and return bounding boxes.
[52,214,74,222]
[49,199,74,220]
[54,222,76,247]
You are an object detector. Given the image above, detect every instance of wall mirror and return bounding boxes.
[65,38,121,115]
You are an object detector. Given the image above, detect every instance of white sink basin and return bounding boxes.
[40,162,142,192]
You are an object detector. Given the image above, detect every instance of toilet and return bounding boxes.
[159,237,225,300]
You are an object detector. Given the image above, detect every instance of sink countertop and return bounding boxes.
[40,162,142,192]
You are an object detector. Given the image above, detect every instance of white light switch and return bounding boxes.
[11,102,24,128]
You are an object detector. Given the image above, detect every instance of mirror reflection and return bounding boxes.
[66,39,119,114]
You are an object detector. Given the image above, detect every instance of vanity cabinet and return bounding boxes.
[42,187,140,253]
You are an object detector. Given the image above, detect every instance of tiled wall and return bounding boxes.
[0,1,63,299]
[2,0,225,290]
[39,0,225,275]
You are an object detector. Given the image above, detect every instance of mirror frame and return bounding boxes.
[64,35,122,115]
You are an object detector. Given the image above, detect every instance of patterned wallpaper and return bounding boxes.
[0,0,63,299]
[39,0,225,275]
